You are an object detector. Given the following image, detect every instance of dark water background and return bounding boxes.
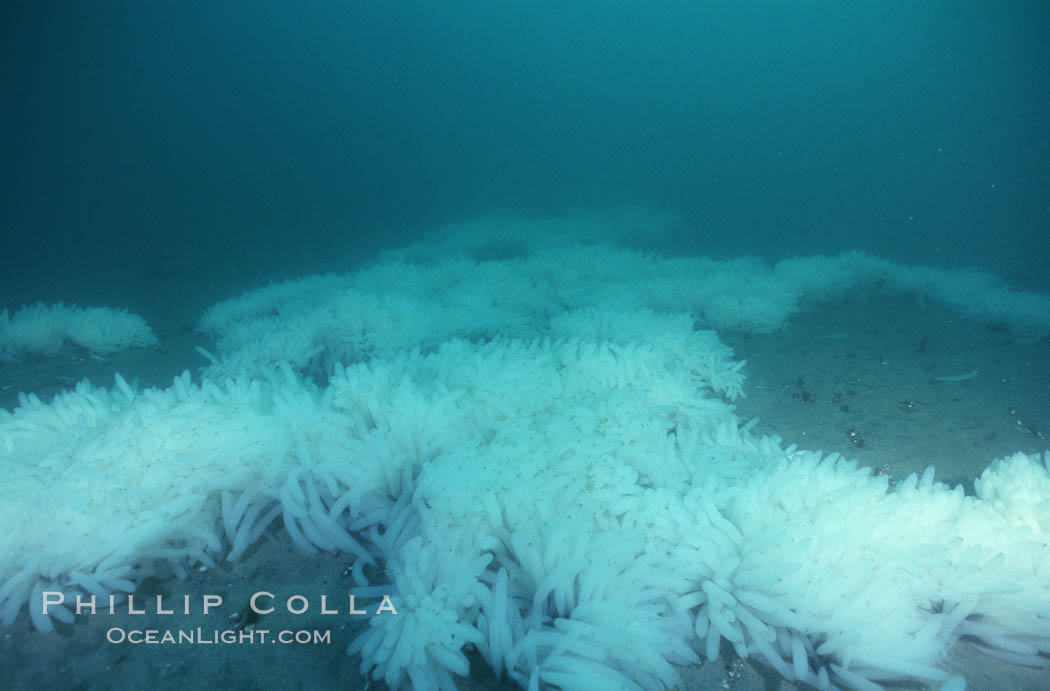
[3,0,1048,308]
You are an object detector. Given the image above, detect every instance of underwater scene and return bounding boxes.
[1,2,1048,690]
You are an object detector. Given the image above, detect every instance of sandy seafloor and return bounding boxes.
[1,258,1048,691]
